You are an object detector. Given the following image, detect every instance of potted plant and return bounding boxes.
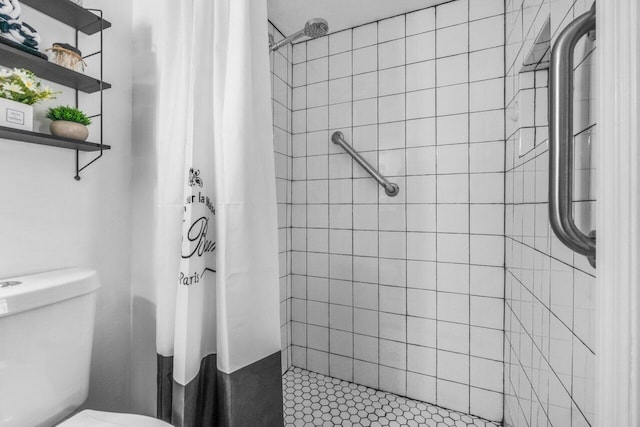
[0,68,57,131]
[46,105,92,141]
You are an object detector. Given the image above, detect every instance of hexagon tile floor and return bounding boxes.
[282,367,501,427]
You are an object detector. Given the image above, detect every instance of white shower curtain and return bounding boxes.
[142,0,283,425]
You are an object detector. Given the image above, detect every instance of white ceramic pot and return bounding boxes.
[50,120,89,141]
[0,98,33,131]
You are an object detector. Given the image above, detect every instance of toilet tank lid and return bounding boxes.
[0,268,101,318]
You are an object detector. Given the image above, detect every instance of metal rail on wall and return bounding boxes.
[548,4,596,267]
[331,131,399,197]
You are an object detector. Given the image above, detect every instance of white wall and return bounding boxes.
[288,0,505,421]
[0,0,133,412]
[129,0,166,416]
[503,0,597,426]
[269,21,295,374]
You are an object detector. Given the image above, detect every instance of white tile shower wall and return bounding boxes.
[269,22,294,373]
[288,0,505,422]
[503,1,596,426]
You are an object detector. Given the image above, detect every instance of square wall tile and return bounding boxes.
[353,45,378,74]
[436,0,468,28]
[437,174,469,203]
[380,285,407,315]
[407,8,435,35]
[407,118,436,147]
[354,334,379,363]
[329,77,352,104]
[407,316,436,347]
[437,114,469,145]
[407,60,436,91]
[470,0,504,20]
[307,349,329,375]
[354,360,379,389]
[437,83,469,115]
[329,354,353,381]
[380,339,407,369]
[307,36,328,60]
[436,24,468,58]
[437,350,470,384]
[407,89,436,119]
[379,39,406,69]
[437,292,470,323]
[330,51,352,80]
[407,289,436,318]
[353,71,378,100]
[379,312,407,341]
[329,329,353,356]
[407,344,436,375]
[407,32,436,63]
[353,22,377,49]
[379,15,405,42]
[329,30,352,55]
[307,57,329,84]
[470,47,504,81]
[379,66,406,96]
[379,365,407,396]
[437,378,470,413]
[437,54,469,86]
[407,372,437,403]
[379,94,406,123]
[469,15,504,52]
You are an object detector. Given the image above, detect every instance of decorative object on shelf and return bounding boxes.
[0,35,47,58]
[0,0,21,19]
[47,105,91,141]
[47,43,86,71]
[0,0,111,180]
[0,97,31,130]
[0,68,56,130]
[0,0,41,49]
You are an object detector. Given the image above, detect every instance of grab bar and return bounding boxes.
[331,131,399,197]
[549,4,596,267]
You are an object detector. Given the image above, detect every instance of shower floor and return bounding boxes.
[282,367,501,427]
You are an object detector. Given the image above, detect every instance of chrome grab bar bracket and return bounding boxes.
[331,131,399,197]
[548,4,596,267]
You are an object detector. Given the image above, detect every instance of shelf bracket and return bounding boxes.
[73,8,105,180]
[75,148,103,180]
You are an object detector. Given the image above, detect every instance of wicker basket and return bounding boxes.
[47,43,86,72]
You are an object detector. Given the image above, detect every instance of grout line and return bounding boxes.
[375,17,381,393]
[326,31,331,376]
[466,0,472,413]
[402,12,409,398]
[433,4,439,407]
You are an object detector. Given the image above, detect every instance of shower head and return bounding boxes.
[303,18,329,38]
[270,18,329,52]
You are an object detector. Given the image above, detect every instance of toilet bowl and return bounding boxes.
[0,268,171,427]
[59,410,171,426]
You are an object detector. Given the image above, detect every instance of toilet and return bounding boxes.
[0,268,170,427]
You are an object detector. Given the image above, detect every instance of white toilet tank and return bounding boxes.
[0,268,100,427]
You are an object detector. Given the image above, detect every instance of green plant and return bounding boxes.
[46,105,92,126]
[0,68,57,105]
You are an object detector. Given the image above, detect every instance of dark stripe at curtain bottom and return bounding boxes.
[157,352,283,427]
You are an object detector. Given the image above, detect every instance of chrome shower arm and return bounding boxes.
[270,29,305,52]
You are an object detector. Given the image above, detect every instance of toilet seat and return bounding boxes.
[57,409,172,427]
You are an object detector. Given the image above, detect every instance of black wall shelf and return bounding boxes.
[0,126,111,152]
[0,43,110,93]
[0,0,111,179]
[20,0,111,35]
